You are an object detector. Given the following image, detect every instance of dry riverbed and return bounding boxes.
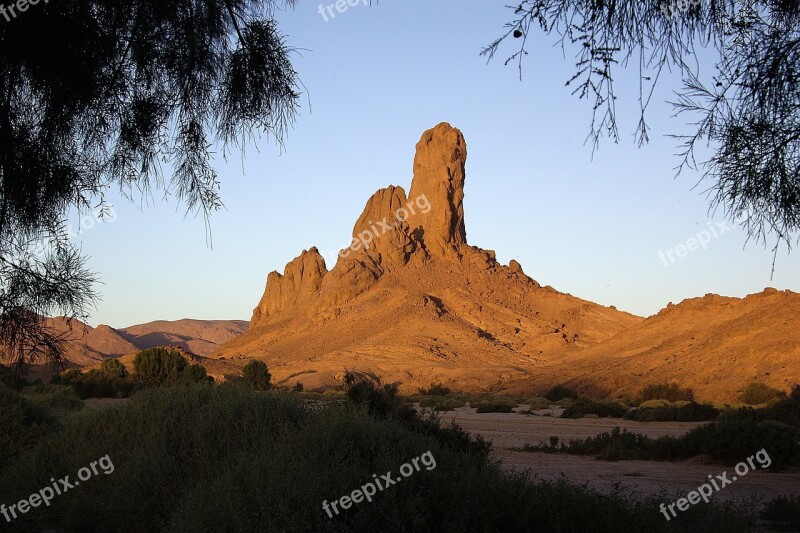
[441,405,800,503]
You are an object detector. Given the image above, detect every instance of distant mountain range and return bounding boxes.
[44,317,248,367]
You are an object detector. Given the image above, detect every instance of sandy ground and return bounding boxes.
[441,406,800,503]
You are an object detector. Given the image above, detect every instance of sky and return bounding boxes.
[72,0,800,328]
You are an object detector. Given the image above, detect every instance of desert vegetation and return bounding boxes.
[0,376,769,532]
[522,387,800,471]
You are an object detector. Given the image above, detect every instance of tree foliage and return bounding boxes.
[241,359,271,390]
[486,0,800,256]
[0,0,300,371]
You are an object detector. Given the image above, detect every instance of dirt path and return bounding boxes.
[441,406,800,503]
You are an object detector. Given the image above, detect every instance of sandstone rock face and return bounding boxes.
[407,122,467,258]
[251,247,328,326]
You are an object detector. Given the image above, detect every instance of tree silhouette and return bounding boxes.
[0,0,300,372]
[486,0,799,262]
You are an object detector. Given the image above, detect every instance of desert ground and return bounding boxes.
[442,405,800,503]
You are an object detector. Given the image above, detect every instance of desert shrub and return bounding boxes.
[55,369,134,399]
[761,495,800,532]
[554,397,576,408]
[740,382,785,405]
[0,383,57,470]
[134,347,189,385]
[624,402,719,422]
[418,382,451,396]
[293,382,304,392]
[475,398,518,413]
[343,371,416,421]
[636,382,694,404]
[561,398,628,419]
[182,363,211,384]
[241,360,271,390]
[419,395,465,411]
[545,384,578,402]
[0,384,756,532]
[99,358,128,379]
[524,397,552,410]
[639,399,673,408]
[527,413,799,469]
[23,384,84,413]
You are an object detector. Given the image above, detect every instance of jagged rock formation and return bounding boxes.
[222,123,643,393]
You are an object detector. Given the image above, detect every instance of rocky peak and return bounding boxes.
[407,122,468,257]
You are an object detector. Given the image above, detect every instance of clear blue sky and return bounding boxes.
[73,0,800,328]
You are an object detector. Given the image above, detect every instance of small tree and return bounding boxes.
[241,360,271,390]
[740,382,785,405]
[182,364,211,384]
[636,382,694,405]
[99,358,128,379]
[134,348,188,386]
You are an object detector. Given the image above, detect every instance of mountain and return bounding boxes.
[528,288,800,401]
[118,319,249,356]
[44,317,139,367]
[213,123,643,392]
[29,318,249,371]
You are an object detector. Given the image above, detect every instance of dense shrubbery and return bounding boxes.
[0,383,759,531]
[740,382,785,405]
[545,385,578,402]
[54,368,135,399]
[561,398,628,419]
[53,349,210,399]
[0,383,56,470]
[418,382,452,396]
[636,382,694,404]
[526,394,800,470]
[475,398,518,413]
[624,402,719,422]
[134,348,209,386]
[343,371,416,421]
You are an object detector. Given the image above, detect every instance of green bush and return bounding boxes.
[418,396,465,412]
[561,398,628,419]
[418,382,451,396]
[545,385,578,402]
[343,371,416,421]
[636,382,694,404]
[99,358,128,379]
[475,398,518,413]
[241,360,271,390]
[133,347,190,385]
[740,382,785,405]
